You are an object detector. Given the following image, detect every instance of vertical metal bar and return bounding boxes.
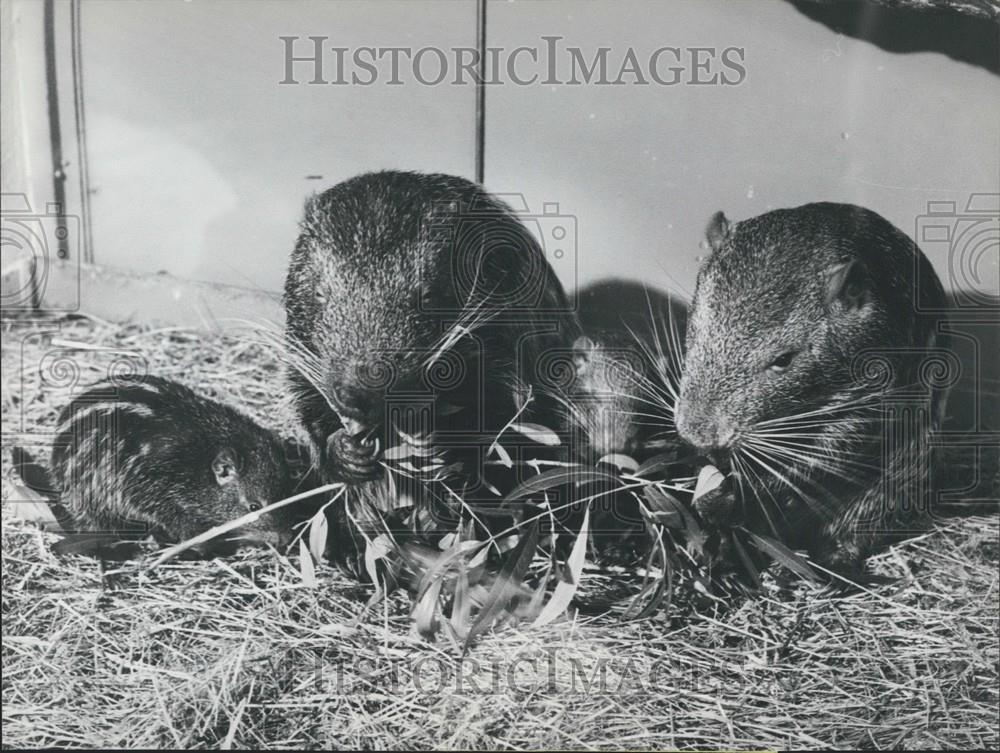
[42,0,70,261]
[70,0,94,264]
[474,0,487,185]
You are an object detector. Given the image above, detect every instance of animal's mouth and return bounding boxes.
[707,449,733,474]
[326,429,383,482]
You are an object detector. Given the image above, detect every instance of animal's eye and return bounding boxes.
[247,500,262,512]
[767,350,797,372]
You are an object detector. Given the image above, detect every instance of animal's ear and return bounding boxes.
[212,449,239,487]
[572,336,596,372]
[705,211,732,251]
[824,259,869,310]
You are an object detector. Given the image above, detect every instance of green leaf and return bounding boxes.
[363,533,394,588]
[383,443,415,461]
[491,442,514,469]
[307,510,328,563]
[597,453,639,472]
[743,529,822,584]
[693,464,725,501]
[298,538,318,587]
[464,520,540,650]
[509,422,562,446]
[449,562,472,639]
[532,507,590,628]
[407,539,486,604]
[634,451,691,477]
[412,577,444,640]
[641,485,690,530]
[504,467,618,505]
[635,452,678,476]
[621,535,674,621]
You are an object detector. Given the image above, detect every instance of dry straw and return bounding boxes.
[2,314,997,749]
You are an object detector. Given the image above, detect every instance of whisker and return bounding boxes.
[744,436,883,478]
[740,443,838,521]
[732,448,784,535]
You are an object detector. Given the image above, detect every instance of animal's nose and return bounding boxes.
[675,402,736,453]
[331,385,382,437]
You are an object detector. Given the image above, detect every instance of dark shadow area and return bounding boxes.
[934,292,999,516]
[787,0,1000,74]
[573,277,689,348]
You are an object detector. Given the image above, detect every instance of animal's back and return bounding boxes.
[51,375,291,547]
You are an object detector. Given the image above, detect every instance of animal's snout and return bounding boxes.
[675,400,737,454]
[331,384,383,438]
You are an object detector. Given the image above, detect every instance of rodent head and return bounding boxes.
[675,203,926,459]
[284,171,561,459]
[571,335,658,458]
[209,438,292,546]
[285,180,466,444]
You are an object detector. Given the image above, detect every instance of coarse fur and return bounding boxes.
[566,279,688,462]
[675,202,951,574]
[283,170,579,490]
[48,376,294,554]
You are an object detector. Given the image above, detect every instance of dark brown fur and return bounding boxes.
[675,202,950,574]
[567,279,688,463]
[283,170,579,492]
[48,376,294,555]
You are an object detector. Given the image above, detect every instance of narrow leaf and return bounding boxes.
[635,450,698,477]
[504,467,617,505]
[743,529,822,583]
[597,453,639,472]
[412,577,444,639]
[298,538,318,587]
[622,534,673,621]
[307,510,328,563]
[642,485,689,530]
[449,561,472,639]
[464,521,539,650]
[383,443,416,461]
[149,483,344,568]
[492,442,514,469]
[509,422,561,446]
[532,507,590,628]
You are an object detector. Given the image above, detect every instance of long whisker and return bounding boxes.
[740,443,838,521]
[732,448,784,536]
[755,377,939,430]
[744,436,883,478]
[227,317,338,413]
[747,429,883,459]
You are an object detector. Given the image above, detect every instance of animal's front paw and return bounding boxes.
[326,429,382,483]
